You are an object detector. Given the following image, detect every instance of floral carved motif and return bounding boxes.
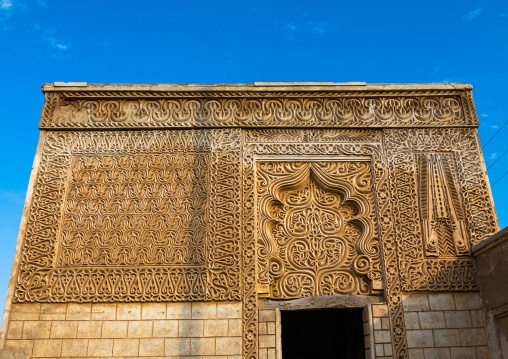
[256,161,381,298]
[15,129,241,302]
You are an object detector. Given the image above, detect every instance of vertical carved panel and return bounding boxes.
[417,153,468,258]
[256,161,381,298]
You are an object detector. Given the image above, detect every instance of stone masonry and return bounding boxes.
[4,302,242,358]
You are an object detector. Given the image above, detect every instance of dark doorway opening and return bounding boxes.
[281,309,365,359]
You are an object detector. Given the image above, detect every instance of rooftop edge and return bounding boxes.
[42,82,473,92]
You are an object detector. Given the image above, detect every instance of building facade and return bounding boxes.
[0,83,500,359]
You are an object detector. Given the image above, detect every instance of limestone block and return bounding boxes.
[373,316,382,330]
[259,322,267,334]
[444,311,472,328]
[404,312,420,329]
[3,341,33,357]
[428,293,455,311]
[50,321,78,338]
[216,337,242,355]
[217,302,242,319]
[229,319,242,337]
[179,320,204,337]
[61,339,88,357]
[408,348,424,359]
[77,321,102,338]
[167,302,192,319]
[204,319,228,337]
[0,350,28,359]
[423,348,451,359]
[450,347,477,359]
[418,312,446,329]
[142,303,167,320]
[402,294,429,312]
[87,339,113,357]
[91,303,116,320]
[406,330,434,348]
[259,349,268,359]
[476,346,490,359]
[459,328,487,346]
[113,338,139,357]
[374,330,391,344]
[384,343,393,356]
[127,321,153,338]
[6,322,23,339]
[32,339,62,357]
[10,304,40,321]
[267,322,276,334]
[470,309,485,327]
[66,303,91,320]
[372,304,388,317]
[40,303,67,320]
[117,303,142,320]
[190,337,215,355]
[375,343,384,356]
[21,321,51,339]
[192,302,217,319]
[258,310,275,322]
[102,321,128,338]
[433,329,460,347]
[139,338,164,356]
[165,338,191,356]
[454,292,482,310]
[153,320,178,337]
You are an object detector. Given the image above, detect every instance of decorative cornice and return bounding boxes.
[39,83,479,129]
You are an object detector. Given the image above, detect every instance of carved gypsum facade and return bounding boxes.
[1,83,498,359]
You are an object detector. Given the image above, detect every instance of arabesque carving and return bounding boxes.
[11,85,499,359]
[15,129,241,302]
[256,161,381,298]
[41,95,474,128]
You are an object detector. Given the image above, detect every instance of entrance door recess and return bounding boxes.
[281,309,365,359]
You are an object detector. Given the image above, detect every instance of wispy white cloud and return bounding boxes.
[481,114,489,117]
[492,125,499,129]
[490,153,497,160]
[308,21,328,35]
[285,22,297,31]
[42,30,69,50]
[463,7,482,20]
[1,0,12,9]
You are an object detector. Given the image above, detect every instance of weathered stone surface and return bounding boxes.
[0,83,499,359]
[0,350,28,359]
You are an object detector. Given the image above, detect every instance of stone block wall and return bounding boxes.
[402,292,489,359]
[4,301,242,359]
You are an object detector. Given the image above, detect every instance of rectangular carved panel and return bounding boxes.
[58,153,209,267]
[14,129,241,303]
[256,161,382,298]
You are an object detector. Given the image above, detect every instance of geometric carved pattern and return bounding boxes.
[58,153,209,267]
[256,161,382,298]
[417,153,469,258]
[14,129,241,302]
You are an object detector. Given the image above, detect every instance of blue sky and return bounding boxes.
[0,0,507,317]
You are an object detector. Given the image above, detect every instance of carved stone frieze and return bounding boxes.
[15,129,241,302]
[40,93,477,129]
